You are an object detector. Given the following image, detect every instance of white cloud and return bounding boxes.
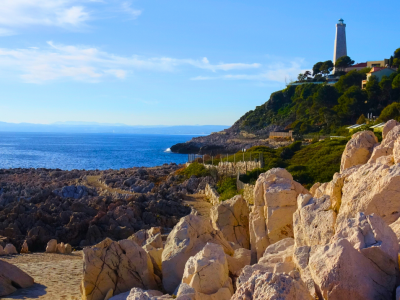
[191,58,307,83]
[121,1,142,19]
[0,41,263,83]
[0,0,143,34]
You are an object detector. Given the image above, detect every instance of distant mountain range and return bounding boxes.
[0,121,229,135]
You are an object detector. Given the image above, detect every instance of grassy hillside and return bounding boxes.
[234,52,400,136]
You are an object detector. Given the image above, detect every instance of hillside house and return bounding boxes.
[362,67,397,89]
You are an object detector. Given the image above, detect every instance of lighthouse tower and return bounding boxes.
[333,18,347,65]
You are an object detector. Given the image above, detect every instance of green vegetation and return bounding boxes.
[181,162,212,178]
[237,140,348,188]
[235,48,400,136]
[217,177,240,201]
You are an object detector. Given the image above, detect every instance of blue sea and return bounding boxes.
[0,132,196,170]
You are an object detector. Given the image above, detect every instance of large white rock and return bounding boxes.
[337,162,400,225]
[161,214,233,294]
[0,260,34,297]
[45,239,57,253]
[383,120,400,140]
[81,238,157,300]
[293,195,336,248]
[232,271,312,300]
[143,244,163,279]
[250,168,308,263]
[211,195,250,249]
[4,243,17,255]
[225,248,251,277]
[237,238,295,289]
[309,238,397,300]
[181,243,233,300]
[340,130,378,171]
[394,138,400,164]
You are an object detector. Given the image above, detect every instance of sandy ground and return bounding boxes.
[1,252,83,300]
[183,193,212,218]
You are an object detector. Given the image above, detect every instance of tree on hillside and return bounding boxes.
[379,102,400,122]
[335,69,368,93]
[393,48,400,67]
[334,86,367,122]
[365,76,382,107]
[335,56,355,71]
[392,74,400,90]
[356,114,366,124]
[312,62,323,76]
[320,61,334,75]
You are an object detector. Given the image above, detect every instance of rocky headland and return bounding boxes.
[3,120,400,299]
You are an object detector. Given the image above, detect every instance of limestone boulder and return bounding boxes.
[0,260,34,297]
[250,168,309,263]
[181,243,233,300]
[340,130,378,171]
[368,144,394,163]
[237,238,295,288]
[309,238,397,300]
[337,162,400,225]
[382,124,400,148]
[394,138,400,164]
[293,195,336,248]
[333,212,399,277]
[376,154,394,166]
[143,244,163,279]
[4,243,17,255]
[232,271,312,300]
[46,239,57,253]
[210,195,250,249]
[65,243,72,254]
[226,248,251,277]
[383,119,400,140]
[20,241,29,254]
[390,217,400,243]
[57,242,66,254]
[129,227,162,247]
[81,238,157,300]
[161,214,233,294]
[145,233,163,249]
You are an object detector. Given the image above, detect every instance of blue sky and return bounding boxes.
[0,0,399,126]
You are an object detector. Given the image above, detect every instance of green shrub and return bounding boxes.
[183,162,211,178]
[217,177,239,201]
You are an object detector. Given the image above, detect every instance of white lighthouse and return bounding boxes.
[333,18,347,65]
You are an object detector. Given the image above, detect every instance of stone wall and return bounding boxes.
[204,184,220,205]
[204,161,261,177]
[237,178,255,205]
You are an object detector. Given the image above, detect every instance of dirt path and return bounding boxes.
[1,252,83,300]
[183,194,213,218]
[85,175,135,195]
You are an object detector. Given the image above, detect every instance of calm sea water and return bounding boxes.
[0,132,196,170]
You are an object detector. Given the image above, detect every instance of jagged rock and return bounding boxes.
[0,260,34,296]
[46,239,58,253]
[383,120,400,139]
[81,238,157,300]
[232,271,312,300]
[250,168,308,263]
[145,233,163,249]
[65,243,72,254]
[4,243,17,255]
[249,205,269,264]
[237,238,295,288]
[226,248,251,277]
[333,213,399,277]
[210,195,250,249]
[57,242,66,254]
[376,154,394,165]
[181,243,233,300]
[20,241,29,254]
[293,195,336,248]
[161,214,233,294]
[394,138,400,164]
[129,227,162,247]
[309,238,397,300]
[337,162,400,225]
[309,182,320,197]
[143,244,163,279]
[340,130,378,171]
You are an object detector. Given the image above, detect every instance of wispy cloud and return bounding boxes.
[191,58,307,83]
[0,0,143,34]
[0,42,262,83]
